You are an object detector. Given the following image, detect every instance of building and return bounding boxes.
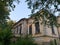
[57,16,60,39]
[12,14,60,45]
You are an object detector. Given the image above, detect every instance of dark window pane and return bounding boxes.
[29,25,32,35]
[35,22,40,34]
[19,25,22,34]
[17,26,18,34]
[51,25,55,34]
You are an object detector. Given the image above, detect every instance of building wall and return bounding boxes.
[33,37,59,45]
[12,18,59,37]
[12,20,28,37]
[27,18,59,38]
[12,16,60,45]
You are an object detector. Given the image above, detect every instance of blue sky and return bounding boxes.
[9,0,31,22]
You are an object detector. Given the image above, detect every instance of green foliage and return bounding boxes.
[7,20,16,28]
[0,0,19,27]
[0,20,15,45]
[50,40,54,45]
[54,39,57,45]
[11,36,37,45]
[50,39,58,45]
[26,0,60,13]
[0,27,12,45]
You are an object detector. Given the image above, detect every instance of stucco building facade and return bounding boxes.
[12,16,60,45]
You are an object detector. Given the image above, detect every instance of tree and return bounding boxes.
[0,0,19,28]
[26,0,60,14]
[0,26,12,45]
[0,20,15,45]
[7,20,16,28]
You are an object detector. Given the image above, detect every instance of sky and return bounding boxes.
[9,0,31,22]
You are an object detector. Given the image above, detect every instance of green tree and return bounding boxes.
[0,20,15,45]
[7,20,16,28]
[0,0,19,28]
[11,36,37,45]
[26,0,60,14]
[0,27,12,45]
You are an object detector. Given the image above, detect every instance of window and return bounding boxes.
[51,25,55,34]
[17,26,18,34]
[29,25,32,35]
[35,22,40,34]
[19,25,22,34]
[15,28,17,34]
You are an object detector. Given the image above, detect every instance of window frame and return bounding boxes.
[51,25,55,35]
[19,24,22,35]
[29,25,32,35]
[35,22,40,34]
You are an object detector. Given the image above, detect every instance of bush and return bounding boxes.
[11,36,37,45]
[0,27,12,45]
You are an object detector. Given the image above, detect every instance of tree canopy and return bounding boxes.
[26,0,60,14]
[0,0,19,28]
[0,0,16,28]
